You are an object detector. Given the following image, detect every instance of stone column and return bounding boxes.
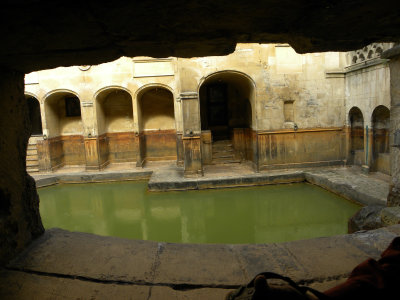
[362,124,373,172]
[383,47,400,206]
[84,137,101,171]
[0,68,44,266]
[344,125,352,164]
[81,101,101,170]
[179,92,203,176]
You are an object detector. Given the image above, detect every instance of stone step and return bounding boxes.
[27,168,39,173]
[212,149,234,155]
[211,159,241,165]
[213,153,235,159]
[213,145,233,150]
[27,149,38,155]
[27,155,38,161]
[213,140,232,145]
[26,160,39,167]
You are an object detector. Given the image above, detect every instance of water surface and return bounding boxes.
[38,182,360,244]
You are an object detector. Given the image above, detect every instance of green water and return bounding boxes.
[38,182,360,244]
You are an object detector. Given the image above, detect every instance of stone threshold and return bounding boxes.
[1,226,399,299]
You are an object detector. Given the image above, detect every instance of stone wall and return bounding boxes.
[385,51,400,206]
[0,69,44,266]
[24,43,395,174]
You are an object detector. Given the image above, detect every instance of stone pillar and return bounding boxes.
[136,132,145,167]
[362,125,373,172]
[84,137,101,171]
[344,125,352,164]
[179,92,203,176]
[176,132,184,167]
[0,68,44,266]
[80,100,98,170]
[36,139,52,172]
[383,47,400,206]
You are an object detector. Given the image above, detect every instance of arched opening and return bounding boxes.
[137,87,177,163]
[44,91,85,170]
[199,71,254,164]
[372,105,390,174]
[348,107,364,166]
[95,88,135,167]
[26,95,42,136]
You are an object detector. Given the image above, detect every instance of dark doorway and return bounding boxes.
[348,107,364,166]
[372,105,390,174]
[26,96,43,136]
[206,83,229,140]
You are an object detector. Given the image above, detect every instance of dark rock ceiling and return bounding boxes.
[2,0,400,73]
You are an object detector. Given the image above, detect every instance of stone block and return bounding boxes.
[232,243,306,282]
[0,270,150,300]
[381,207,400,226]
[153,242,246,286]
[348,205,385,233]
[8,229,159,283]
[280,234,374,281]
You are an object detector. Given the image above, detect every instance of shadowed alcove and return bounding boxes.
[137,86,177,164]
[43,91,85,170]
[95,88,135,167]
[348,107,364,166]
[372,105,390,174]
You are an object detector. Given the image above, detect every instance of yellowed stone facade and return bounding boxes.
[24,43,393,175]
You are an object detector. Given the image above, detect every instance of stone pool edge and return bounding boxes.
[34,168,387,207]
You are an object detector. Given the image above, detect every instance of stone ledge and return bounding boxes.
[5,225,400,295]
[34,170,153,188]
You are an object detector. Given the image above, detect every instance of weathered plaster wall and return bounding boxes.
[178,44,346,132]
[345,64,391,128]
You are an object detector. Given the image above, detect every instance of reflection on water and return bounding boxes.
[38,182,360,244]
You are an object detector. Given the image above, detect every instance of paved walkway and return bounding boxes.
[1,226,399,299]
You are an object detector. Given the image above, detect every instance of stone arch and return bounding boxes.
[371,105,390,174]
[94,86,135,166]
[348,106,364,166]
[136,84,177,163]
[43,90,85,170]
[198,70,255,164]
[25,94,42,136]
[198,70,255,135]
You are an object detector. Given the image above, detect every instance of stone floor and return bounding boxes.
[1,225,399,299]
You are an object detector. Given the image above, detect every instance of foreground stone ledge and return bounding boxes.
[0,270,151,300]
[5,226,400,294]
